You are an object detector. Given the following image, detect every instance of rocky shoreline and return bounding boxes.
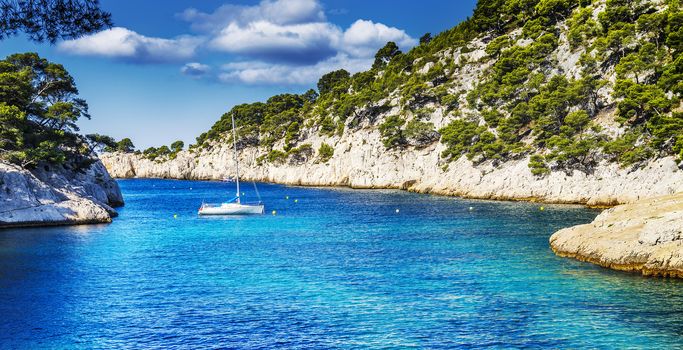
[0,160,124,229]
[101,137,683,207]
[551,192,683,278]
[102,147,683,278]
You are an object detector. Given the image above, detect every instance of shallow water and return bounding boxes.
[1,179,682,348]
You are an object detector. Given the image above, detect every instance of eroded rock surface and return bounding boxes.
[0,160,123,228]
[550,193,683,277]
[102,138,683,206]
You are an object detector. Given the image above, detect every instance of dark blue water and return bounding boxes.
[1,179,683,349]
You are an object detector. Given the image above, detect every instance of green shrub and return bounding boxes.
[266,149,288,164]
[522,17,550,39]
[614,79,674,125]
[649,112,683,159]
[529,154,550,176]
[481,109,502,128]
[567,6,601,48]
[288,143,313,163]
[485,35,512,57]
[284,121,300,150]
[439,119,483,161]
[404,119,438,147]
[319,116,337,136]
[440,94,460,111]
[318,69,350,96]
[318,143,334,162]
[603,130,653,166]
[379,115,406,149]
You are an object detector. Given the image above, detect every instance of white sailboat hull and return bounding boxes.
[199,113,265,216]
[198,203,264,215]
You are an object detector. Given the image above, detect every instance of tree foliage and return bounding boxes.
[372,42,402,70]
[170,140,184,152]
[419,33,432,45]
[0,52,93,167]
[379,115,406,149]
[85,133,116,153]
[318,143,334,163]
[317,69,350,96]
[0,0,112,43]
[117,138,135,153]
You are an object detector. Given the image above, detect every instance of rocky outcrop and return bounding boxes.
[102,127,683,206]
[0,160,123,228]
[550,192,683,277]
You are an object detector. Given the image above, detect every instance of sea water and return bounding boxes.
[1,179,682,349]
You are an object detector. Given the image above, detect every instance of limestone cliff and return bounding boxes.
[101,136,683,207]
[101,0,683,279]
[101,0,683,207]
[550,192,683,278]
[0,160,124,228]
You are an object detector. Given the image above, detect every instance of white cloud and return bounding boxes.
[210,21,341,64]
[341,20,416,58]
[182,0,337,64]
[181,62,211,78]
[58,0,417,85]
[179,0,415,66]
[57,27,203,63]
[219,53,373,85]
[213,17,418,85]
[178,0,326,32]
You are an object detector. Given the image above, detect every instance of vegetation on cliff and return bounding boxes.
[192,0,682,175]
[141,140,185,161]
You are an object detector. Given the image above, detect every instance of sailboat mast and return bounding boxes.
[231,113,241,203]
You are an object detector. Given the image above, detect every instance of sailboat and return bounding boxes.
[198,114,265,216]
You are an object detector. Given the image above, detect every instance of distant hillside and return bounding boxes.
[104,0,683,206]
[180,0,682,175]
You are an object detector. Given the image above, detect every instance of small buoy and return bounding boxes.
[469,206,474,211]
[395,209,400,213]
[189,187,192,190]
[272,210,277,215]
[294,199,298,203]
[173,214,178,219]
[285,196,289,200]
[540,206,545,211]
[242,192,245,196]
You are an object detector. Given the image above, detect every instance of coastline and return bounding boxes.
[101,145,683,207]
[103,151,683,278]
[550,192,683,278]
[0,160,124,229]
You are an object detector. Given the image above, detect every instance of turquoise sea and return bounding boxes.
[1,179,683,349]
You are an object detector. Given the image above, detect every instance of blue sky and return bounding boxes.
[0,0,477,149]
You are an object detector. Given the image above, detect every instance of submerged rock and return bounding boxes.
[0,160,123,228]
[550,192,683,278]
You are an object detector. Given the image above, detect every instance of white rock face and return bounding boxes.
[101,125,683,206]
[0,160,123,228]
[98,0,683,208]
[550,192,683,277]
